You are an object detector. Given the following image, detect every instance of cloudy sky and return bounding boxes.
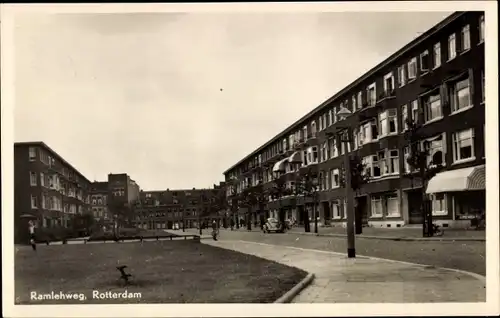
[12,8,453,190]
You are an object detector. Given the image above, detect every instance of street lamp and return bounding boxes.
[337,106,356,258]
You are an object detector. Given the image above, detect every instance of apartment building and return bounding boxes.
[223,12,485,229]
[89,181,112,227]
[14,142,92,243]
[133,183,226,230]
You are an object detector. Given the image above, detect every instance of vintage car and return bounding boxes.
[263,217,286,233]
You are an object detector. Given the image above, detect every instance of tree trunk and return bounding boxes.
[247,207,252,231]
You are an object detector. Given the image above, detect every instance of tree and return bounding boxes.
[405,118,445,237]
[270,176,287,230]
[342,155,370,234]
[295,170,317,233]
[69,213,95,235]
[241,187,257,230]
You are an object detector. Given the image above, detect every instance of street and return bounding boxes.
[214,229,486,276]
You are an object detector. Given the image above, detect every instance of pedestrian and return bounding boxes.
[28,220,36,251]
[230,218,234,231]
[211,220,218,241]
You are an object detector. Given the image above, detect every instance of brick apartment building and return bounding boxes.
[223,11,486,229]
[133,182,226,230]
[14,142,92,243]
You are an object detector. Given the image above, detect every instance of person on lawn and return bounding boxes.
[28,220,36,251]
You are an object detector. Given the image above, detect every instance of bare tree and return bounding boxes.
[405,119,445,237]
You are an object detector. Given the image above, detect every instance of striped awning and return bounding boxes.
[272,158,289,173]
[426,164,485,194]
[288,151,303,164]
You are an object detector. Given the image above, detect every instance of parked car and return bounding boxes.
[263,218,286,233]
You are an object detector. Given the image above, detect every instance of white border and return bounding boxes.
[1,1,499,317]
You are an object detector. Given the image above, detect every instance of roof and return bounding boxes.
[14,141,92,184]
[222,11,464,175]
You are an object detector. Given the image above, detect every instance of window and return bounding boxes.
[353,128,359,150]
[423,92,442,122]
[452,128,475,162]
[386,193,400,217]
[329,138,338,158]
[383,72,394,94]
[322,114,327,130]
[411,99,419,124]
[481,70,485,103]
[433,43,441,68]
[378,150,387,175]
[303,125,308,140]
[328,109,333,126]
[389,150,399,174]
[352,95,357,113]
[432,193,447,216]
[31,195,38,208]
[30,172,37,186]
[357,92,363,110]
[378,109,398,137]
[420,50,430,72]
[450,76,471,113]
[461,25,470,52]
[403,147,411,173]
[282,138,287,151]
[289,135,295,149]
[360,119,378,144]
[333,107,337,123]
[423,134,445,167]
[401,105,408,131]
[321,142,328,162]
[408,57,417,80]
[29,147,36,161]
[311,121,317,137]
[371,196,383,217]
[448,33,456,60]
[318,116,323,131]
[367,83,376,106]
[307,146,319,164]
[479,15,484,43]
[363,154,381,178]
[398,65,407,87]
[332,200,342,219]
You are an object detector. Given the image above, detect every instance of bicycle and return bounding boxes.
[432,223,444,236]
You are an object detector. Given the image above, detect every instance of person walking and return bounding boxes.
[211,220,219,241]
[230,218,235,231]
[28,220,36,251]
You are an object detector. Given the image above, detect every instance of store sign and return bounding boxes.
[456,214,477,220]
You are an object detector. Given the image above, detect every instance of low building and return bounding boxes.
[134,183,226,230]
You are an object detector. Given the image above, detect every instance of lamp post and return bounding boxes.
[337,106,356,258]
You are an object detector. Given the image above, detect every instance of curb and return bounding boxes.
[288,231,486,242]
[274,273,315,303]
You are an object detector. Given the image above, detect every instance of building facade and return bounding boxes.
[89,181,112,227]
[133,183,226,230]
[14,142,92,243]
[223,12,486,229]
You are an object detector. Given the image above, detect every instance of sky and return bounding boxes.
[13,9,453,190]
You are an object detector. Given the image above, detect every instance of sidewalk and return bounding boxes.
[203,240,486,303]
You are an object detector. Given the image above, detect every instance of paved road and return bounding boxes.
[203,240,485,303]
[208,229,486,276]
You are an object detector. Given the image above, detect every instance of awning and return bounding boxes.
[272,158,289,173]
[426,164,485,194]
[288,151,302,164]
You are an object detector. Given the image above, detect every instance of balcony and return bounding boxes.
[375,90,397,112]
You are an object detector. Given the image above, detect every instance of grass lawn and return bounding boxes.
[15,240,307,304]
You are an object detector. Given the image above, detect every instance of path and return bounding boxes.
[203,239,485,303]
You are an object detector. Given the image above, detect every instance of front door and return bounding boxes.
[408,190,423,224]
